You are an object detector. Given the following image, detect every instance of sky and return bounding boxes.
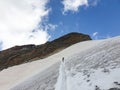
[0,0,120,50]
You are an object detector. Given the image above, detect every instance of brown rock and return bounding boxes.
[0,32,91,70]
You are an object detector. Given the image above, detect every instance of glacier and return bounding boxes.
[0,36,120,90]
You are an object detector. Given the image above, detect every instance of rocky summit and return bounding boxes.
[0,32,91,70]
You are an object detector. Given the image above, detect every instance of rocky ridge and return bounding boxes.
[0,32,91,70]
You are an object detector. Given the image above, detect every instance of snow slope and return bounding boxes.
[59,36,120,90]
[0,39,101,90]
[0,36,120,90]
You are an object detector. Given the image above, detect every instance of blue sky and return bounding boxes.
[0,0,120,50]
[47,0,120,40]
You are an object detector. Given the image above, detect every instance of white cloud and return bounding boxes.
[92,32,111,40]
[62,0,100,13]
[62,0,88,13]
[0,0,52,50]
[90,0,100,6]
[92,32,98,37]
[92,32,98,40]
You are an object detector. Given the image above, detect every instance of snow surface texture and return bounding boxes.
[0,38,100,90]
[64,36,120,90]
[0,36,120,90]
[55,60,67,90]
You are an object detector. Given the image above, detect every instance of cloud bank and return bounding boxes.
[0,0,51,50]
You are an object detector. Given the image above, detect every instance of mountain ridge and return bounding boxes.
[0,32,91,70]
[10,36,120,90]
[0,36,120,90]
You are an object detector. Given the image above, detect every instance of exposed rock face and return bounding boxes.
[109,88,120,90]
[0,32,91,70]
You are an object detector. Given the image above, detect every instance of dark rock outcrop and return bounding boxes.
[0,32,91,70]
[109,88,120,90]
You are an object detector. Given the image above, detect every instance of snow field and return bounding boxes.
[0,36,120,90]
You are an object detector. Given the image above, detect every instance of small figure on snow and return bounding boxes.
[55,57,67,90]
[62,57,64,62]
[95,85,101,90]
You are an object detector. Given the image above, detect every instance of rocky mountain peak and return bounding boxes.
[0,32,91,70]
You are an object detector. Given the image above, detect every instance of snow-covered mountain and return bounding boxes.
[0,32,91,71]
[0,36,120,90]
